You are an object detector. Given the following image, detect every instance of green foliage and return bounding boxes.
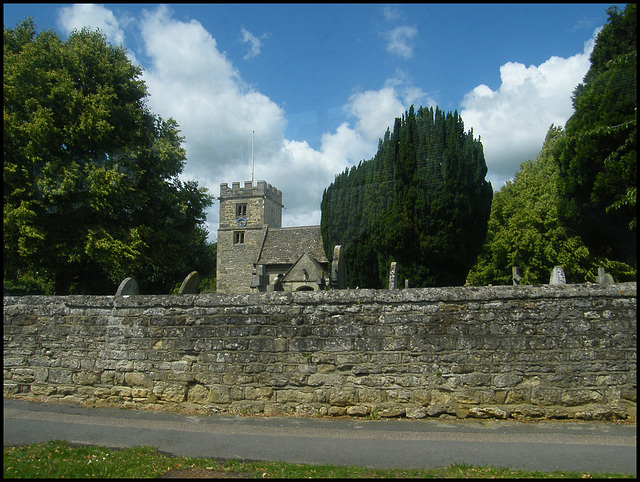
[4,18,214,294]
[555,4,636,266]
[321,105,492,288]
[467,126,636,285]
[469,5,636,285]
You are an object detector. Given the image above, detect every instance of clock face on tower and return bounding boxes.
[236,217,247,227]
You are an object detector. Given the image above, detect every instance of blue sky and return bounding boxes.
[3,3,624,240]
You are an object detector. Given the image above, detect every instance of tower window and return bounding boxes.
[234,231,245,245]
[236,203,247,217]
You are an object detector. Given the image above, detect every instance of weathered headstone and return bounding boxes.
[178,271,200,294]
[598,267,615,285]
[115,277,139,296]
[549,266,566,285]
[268,273,284,291]
[331,245,347,289]
[389,261,398,290]
[251,264,267,291]
[512,266,521,285]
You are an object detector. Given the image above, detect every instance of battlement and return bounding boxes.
[220,180,282,205]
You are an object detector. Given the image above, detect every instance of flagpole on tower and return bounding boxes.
[251,131,255,186]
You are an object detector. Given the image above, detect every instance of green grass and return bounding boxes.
[3,440,635,478]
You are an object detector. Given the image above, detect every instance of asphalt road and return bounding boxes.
[3,398,637,474]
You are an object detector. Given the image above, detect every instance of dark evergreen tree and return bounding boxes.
[555,4,636,266]
[321,105,492,288]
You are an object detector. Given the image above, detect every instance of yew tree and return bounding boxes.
[555,4,636,267]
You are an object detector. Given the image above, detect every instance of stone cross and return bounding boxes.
[389,261,398,290]
[178,271,200,294]
[549,266,566,285]
[115,277,139,296]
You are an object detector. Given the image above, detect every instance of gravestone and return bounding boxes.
[178,271,200,294]
[331,245,347,289]
[598,267,615,285]
[389,262,398,290]
[268,273,284,291]
[512,266,521,285]
[549,266,566,285]
[251,264,267,290]
[115,277,139,296]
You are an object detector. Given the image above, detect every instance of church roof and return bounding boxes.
[256,226,328,265]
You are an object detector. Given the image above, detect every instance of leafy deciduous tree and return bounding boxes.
[4,18,214,294]
[467,126,636,286]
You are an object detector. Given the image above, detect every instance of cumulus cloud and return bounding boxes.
[382,5,402,22]
[56,5,413,239]
[60,3,593,242]
[240,26,269,60]
[382,25,418,59]
[57,3,127,46]
[460,34,596,189]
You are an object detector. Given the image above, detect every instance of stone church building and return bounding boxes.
[216,180,330,293]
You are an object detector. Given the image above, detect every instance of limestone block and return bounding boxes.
[328,388,357,406]
[530,387,559,406]
[49,369,73,384]
[3,383,20,395]
[11,369,35,383]
[510,404,545,419]
[275,389,313,403]
[378,405,405,418]
[560,389,603,406]
[207,386,231,403]
[124,371,152,388]
[73,371,101,386]
[328,406,346,416]
[244,386,274,400]
[111,386,132,398]
[574,404,628,420]
[187,384,209,403]
[152,382,186,403]
[426,403,457,417]
[131,388,150,398]
[468,406,508,419]
[346,405,369,416]
[405,407,427,419]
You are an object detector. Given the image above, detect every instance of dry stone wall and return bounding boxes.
[3,283,636,420]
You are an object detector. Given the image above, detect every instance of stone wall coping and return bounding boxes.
[4,282,636,310]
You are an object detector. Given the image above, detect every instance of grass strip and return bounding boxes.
[3,440,635,478]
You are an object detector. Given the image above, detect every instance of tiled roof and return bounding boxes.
[256,226,328,265]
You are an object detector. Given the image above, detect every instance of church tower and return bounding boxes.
[216,180,283,293]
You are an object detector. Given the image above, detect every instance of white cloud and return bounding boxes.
[240,26,269,60]
[383,25,418,60]
[57,4,127,46]
[54,5,430,241]
[382,5,402,22]
[133,6,422,240]
[345,88,405,142]
[460,34,596,189]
